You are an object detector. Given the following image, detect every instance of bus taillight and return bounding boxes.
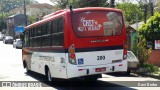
[70,54,75,58]
[69,44,77,65]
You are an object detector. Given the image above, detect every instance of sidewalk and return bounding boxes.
[134,68,160,80]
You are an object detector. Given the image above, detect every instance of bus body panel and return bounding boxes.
[30,51,67,78]
[75,49,123,66]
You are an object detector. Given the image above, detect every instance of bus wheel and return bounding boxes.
[85,74,100,81]
[46,69,52,82]
[125,70,131,76]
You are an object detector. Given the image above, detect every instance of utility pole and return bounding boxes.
[149,0,154,49]
[144,4,147,23]
[109,0,115,8]
[149,0,154,16]
[0,0,3,32]
[24,0,27,26]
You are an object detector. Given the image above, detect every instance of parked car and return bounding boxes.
[13,39,22,49]
[0,34,4,41]
[126,51,140,75]
[3,36,14,44]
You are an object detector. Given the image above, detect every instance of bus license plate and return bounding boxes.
[95,67,106,72]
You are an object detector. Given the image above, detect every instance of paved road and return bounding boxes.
[0,41,160,90]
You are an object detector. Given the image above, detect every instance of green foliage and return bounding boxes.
[139,12,160,42]
[0,0,37,13]
[132,37,152,66]
[0,13,8,30]
[72,0,109,8]
[51,0,109,9]
[141,63,159,73]
[29,15,36,24]
[157,1,160,6]
[0,0,37,30]
[116,3,143,24]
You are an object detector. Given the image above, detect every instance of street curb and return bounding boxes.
[135,72,160,80]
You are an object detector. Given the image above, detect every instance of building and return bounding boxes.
[126,22,144,50]
[7,3,54,38]
[9,3,54,20]
[6,14,27,38]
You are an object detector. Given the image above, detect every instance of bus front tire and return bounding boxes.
[125,70,131,76]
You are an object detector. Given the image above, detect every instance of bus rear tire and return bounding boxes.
[125,70,131,76]
[85,74,101,81]
[46,69,52,82]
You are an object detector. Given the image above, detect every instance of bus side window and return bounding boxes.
[37,37,41,47]
[33,38,35,47]
[52,35,57,46]
[37,26,41,36]
[51,17,64,46]
[58,18,64,46]
[47,22,52,34]
[42,24,47,35]
[30,38,33,47]
[59,18,64,32]
[57,33,64,46]
[52,21,58,33]
[24,31,29,47]
[33,28,37,36]
[42,36,51,46]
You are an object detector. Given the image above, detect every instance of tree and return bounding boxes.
[132,37,151,65]
[0,0,37,31]
[0,0,37,13]
[158,1,160,6]
[28,15,36,24]
[116,3,144,24]
[50,0,68,9]
[72,0,109,8]
[139,13,160,42]
[50,0,109,9]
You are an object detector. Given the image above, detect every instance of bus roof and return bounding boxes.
[25,7,122,30]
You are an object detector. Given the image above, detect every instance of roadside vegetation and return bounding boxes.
[141,63,159,73]
[132,12,160,74]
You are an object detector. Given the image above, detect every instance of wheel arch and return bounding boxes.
[45,65,49,75]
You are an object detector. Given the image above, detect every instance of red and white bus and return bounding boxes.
[22,7,127,81]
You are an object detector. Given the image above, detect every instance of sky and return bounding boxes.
[35,0,54,5]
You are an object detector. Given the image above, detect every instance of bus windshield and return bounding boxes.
[72,11,123,37]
